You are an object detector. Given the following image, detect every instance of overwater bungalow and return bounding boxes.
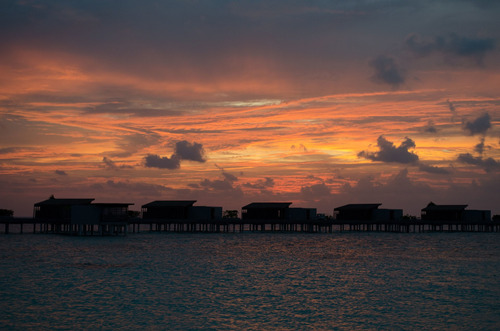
[34,196,94,221]
[32,196,133,235]
[333,204,402,222]
[34,196,133,223]
[421,202,491,222]
[241,202,316,221]
[141,200,222,220]
[72,203,134,224]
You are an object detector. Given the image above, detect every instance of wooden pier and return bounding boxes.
[0,217,127,236]
[2,217,499,235]
[129,218,500,234]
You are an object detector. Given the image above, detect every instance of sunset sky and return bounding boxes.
[1,0,499,217]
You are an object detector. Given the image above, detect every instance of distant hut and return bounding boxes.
[421,202,491,222]
[141,200,222,220]
[142,200,196,219]
[288,207,317,221]
[241,202,316,221]
[241,202,291,221]
[33,197,133,235]
[72,203,134,225]
[188,205,223,221]
[334,204,402,222]
[34,196,94,221]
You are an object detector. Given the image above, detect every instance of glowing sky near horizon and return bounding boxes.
[1,0,499,216]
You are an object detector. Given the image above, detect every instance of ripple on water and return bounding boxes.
[0,232,499,330]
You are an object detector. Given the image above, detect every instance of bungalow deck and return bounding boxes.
[1,217,500,235]
[0,217,127,236]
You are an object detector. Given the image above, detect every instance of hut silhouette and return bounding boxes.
[334,204,402,222]
[141,200,222,220]
[421,202,491,222]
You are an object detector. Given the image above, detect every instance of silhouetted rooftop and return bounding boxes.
[142,200,197,208]
[422,202,468,211]
[334,204,382,211]
[34,198,95,206]
[242,202,292,209]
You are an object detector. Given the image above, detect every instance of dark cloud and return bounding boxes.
[214,164,238,183]
[144,154,180,170]
[360,136,452,175]
[463,113,491,135]
[198,176,244,198]
[55,170,67,176]
[423,120,438,133]
[447,34,496,63]
[369,55,405,88]
[243,177,275,190]
[446,99,456,113]
[424,126,437,134]
[103,157,118,170]
[200,178,234,191]
[405,33,496,65]
[144,140,206,170]
[0,147,27,154]
[474,138,486,155]
[102,157,133,170]
[418,163,450,175]
[457,153,499,172]
[300,183,331,199]
[222,171,238,183]
[358,136,419,164]
[175,140,206,163]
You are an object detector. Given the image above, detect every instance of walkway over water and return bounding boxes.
[1,217,500,235]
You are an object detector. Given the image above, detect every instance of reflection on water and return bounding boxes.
[1,233,499,330]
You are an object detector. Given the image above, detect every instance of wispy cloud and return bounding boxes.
[1,1,500,216]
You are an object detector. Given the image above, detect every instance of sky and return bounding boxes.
[1,0,499,217]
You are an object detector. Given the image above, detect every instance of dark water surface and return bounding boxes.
[1,232,499,330]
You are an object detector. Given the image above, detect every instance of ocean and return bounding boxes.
[1,232,499,330]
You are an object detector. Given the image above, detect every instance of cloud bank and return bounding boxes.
[457,153,499,173]
[358,136,419,164]
[144,140,206,170]
[405,33,496,64]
